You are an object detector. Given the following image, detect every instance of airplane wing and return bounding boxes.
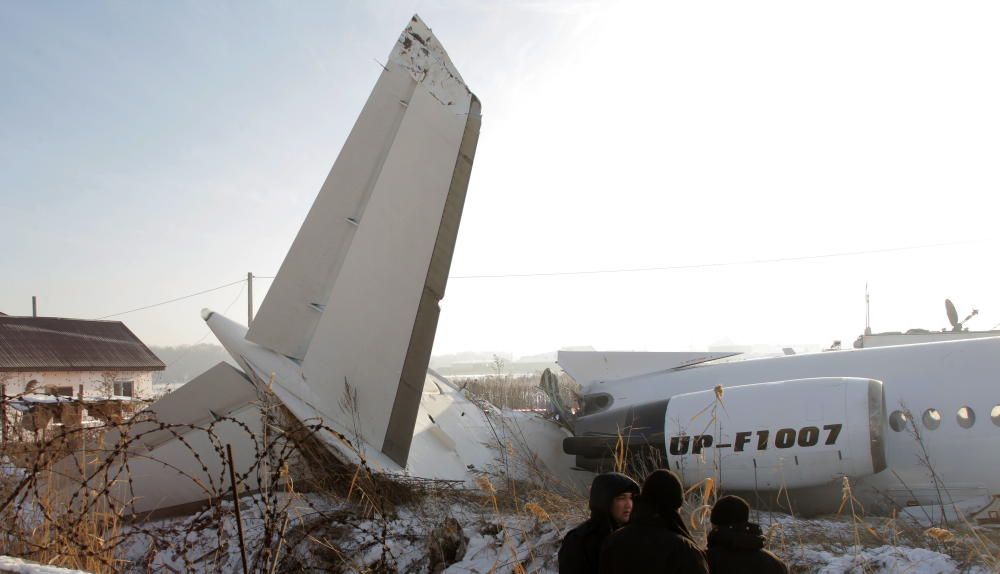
[557,350,739,387]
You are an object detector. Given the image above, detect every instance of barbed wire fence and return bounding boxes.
[0,382,472,573]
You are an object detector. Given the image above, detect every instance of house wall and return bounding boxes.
[0,370,155,399]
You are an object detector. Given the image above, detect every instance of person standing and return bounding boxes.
[599,469,709,574]
[558,472,640,574]
[706,495,788,574]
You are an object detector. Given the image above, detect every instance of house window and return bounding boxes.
[47,386,73,397]
[113,380,134,397]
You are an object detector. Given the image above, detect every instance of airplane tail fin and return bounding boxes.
[246,15,475,362]
[250,15,480,469]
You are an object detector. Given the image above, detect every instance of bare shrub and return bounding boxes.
[458,372,580,412]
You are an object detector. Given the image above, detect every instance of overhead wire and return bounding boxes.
[166,282,246,356]
[94,237,990,319]
[96,278,246,320]
[448,238,989,279]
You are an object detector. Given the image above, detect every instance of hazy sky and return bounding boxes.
[3,1,999,356]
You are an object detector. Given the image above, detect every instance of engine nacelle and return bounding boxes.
[664,377,887,490]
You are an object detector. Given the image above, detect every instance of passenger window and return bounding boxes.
[922,409,941,430]
[889,410,909,432]
[990,405,1000,427]
[956,406,976,429]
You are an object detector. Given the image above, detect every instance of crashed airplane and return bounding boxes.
[80,15,580,517]
[77,15,1000,524]
[557,343,1000,519]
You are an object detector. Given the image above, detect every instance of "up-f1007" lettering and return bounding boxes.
[669,424,843,455]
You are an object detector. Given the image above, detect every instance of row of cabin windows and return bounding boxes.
[889,405,1000,432]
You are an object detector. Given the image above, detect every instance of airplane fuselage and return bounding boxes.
[572,337,1000,515]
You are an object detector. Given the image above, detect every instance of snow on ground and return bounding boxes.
[0,456,26,480]
[0,556,91,574]
[790,545,987,574]
[103,490,998,573]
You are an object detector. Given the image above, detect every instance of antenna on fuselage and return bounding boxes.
[945,298,979,332]
[864,283,871,336]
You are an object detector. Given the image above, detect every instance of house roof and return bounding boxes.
[0,317,165,372]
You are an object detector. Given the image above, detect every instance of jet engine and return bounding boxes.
[665,377,887,490]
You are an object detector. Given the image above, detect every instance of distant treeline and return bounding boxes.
[149,344,236,388]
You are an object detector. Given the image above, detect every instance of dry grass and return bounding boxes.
[3,383,1000,573]
[457,373,580,412]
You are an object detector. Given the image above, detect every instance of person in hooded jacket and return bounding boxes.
[598,470,709,574]
[706,495,788,574]
[558,472,640,574]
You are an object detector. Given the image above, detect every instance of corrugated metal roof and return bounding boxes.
[0,317,165,372]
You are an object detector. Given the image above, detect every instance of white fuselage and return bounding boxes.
[582,336,1000,513]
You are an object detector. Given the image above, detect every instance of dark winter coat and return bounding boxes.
[598,507,709,574]
[558,473,639,574]
[706,522,788,574]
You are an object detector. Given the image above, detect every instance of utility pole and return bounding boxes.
[247,272,253,327]
[32,296,37,317]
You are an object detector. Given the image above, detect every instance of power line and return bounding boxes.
[93,237,989,320]
[96,278,246,320]
[448,238,989,279]
[162,282,247,370]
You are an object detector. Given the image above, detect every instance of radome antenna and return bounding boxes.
[945,299,960,331]
[864,283,871,335]
[945,298,979,332]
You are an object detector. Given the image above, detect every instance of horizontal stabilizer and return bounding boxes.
[116,362,258,451]
[557,350,739,388]
[58,362,264,518]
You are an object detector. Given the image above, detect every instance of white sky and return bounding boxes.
[2,1,999,357]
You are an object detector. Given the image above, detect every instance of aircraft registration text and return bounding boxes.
[668,424,843,455]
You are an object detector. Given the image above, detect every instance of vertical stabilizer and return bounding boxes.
[274,16,479,468]
[246,15,472,360]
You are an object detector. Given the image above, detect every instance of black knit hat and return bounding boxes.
[710,495,751,526]
[640,469,684,514]
[588,472,640,515]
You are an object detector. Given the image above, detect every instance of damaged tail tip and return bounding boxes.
[201,308,214,321]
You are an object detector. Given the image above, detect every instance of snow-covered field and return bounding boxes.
[97,489,998,573]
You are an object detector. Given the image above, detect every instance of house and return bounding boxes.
[0,316,165,400]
